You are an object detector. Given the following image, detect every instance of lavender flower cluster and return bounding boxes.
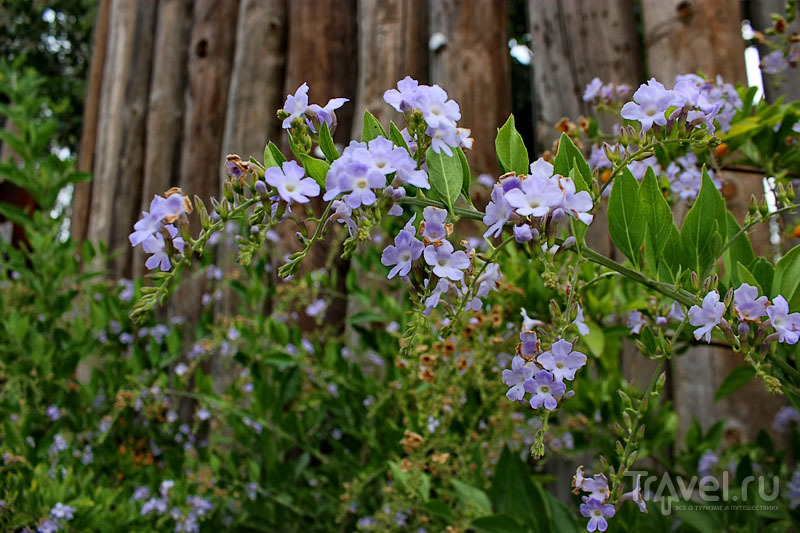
[483,157,593,242]
[383,76,472,155]
[502,333,587,412]
[689,283,800,345]
[381,206,502,314]
[620,74,741,134]
[128,191,189,271]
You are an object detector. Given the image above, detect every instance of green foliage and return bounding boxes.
[426,147,463,215]
[495,114,529,175]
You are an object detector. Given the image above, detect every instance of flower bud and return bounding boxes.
[691,271,700,290]
[223,181,235,203]
[759,197,769,217]
[748,194,759,216]
[787,182,795,203]
[255,180,268,198]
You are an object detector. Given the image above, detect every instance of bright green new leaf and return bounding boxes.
[495,115,528,175]
[455,146,472,205]
[426,147,463,214]
[553,133,591,192]
[773,244,800,310]
[450,479,492,515]
[680,169,726,275]
[608,168,645,264]
[264,141,286,168]
[389,121,410,153]
[362,110,387,143]
[318,122,339,161]
[298,154,331,188]
[639,167,673,262]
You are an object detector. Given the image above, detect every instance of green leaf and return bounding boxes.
[608,168,645,264]
[553,133,591,192]
[389,121,410,153]
[489,446,551,530]
[362,110,387,143]
[773,244,800,310]
[736,261,762,294]
[750,257,774,296]
[318,122,339,161]
[0,201,31,226]
[638,167,673,262]
[424,500,456,522]
[298,154,331,188]
[659,226,684,283]
[264,141,286,168]
[723,212,755,286]
[455,146,472,204]
[450,479,492,515]
[426,147,463,214]
[715,365,756,401]
[680,169,726,275]
[495,115,529,175]
[471,515,526,533]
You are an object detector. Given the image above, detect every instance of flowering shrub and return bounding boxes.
[4,41,800,533]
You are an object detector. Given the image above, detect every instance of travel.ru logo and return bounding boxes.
[624,470,781,514]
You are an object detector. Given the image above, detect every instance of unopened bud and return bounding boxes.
[759,197,770,217]
[691,271,700,290]
[787,182,795,202]
[255,180,268,198]
[749,194,759,215]
[724,287,734,308]
[223,181,234,203]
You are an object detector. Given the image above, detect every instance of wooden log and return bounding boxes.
[279,0,359,331]
[134,0,194,279]
[172,0,240,322]
[351,0,428,135]
[528,0,643,154]
[71,0,110,243]
[641,0,747,84]
[87,1,157,277]
[429,0,511,176]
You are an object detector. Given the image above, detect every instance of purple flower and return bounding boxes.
[524,370,566,410]
[46,405,61,421]
[384,76,424,114]
[416,84,461,130]
[538,339,587,381]
[733,283,768,322]
[513,224,533,243]
[281,83,310,128]
[504,173,555,217]
[698,449,718,476]
[580,498,615,532]
[502,355,535,401]
[483,185,514,238]
[620,78,674,131]
[583,77,603,101]
[549,176,594,225]
[767,295,800,344]
[133,486,150,501]
[265,161,320,204]
[761,50,789,75]
[582,473,610,503]
[423,241,469,281]
[428,124,459,156]
[141,497,168,516]
[305,298,328,317]
[307,97,348,131]
[37,519,59,533]
[142,226,182,272]
[689,290,726,343]
[573,306,590,336]
[519,331,540,357]
[619,475,647,513]
[381,217,424,279]
[340,162,386,208]
[627,310,645,334]
[474,262,502,299]
[129,194,185,247]
[50,503,75,521]
[773,406,800,433]
[424,278,450,312]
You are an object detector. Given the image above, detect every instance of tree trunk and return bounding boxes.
[87,1,157,278]
[641,0,747,83]
[528,0,643,155]
[429,0,511,176]
[70,0,110,243]
[352,0,428,135]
